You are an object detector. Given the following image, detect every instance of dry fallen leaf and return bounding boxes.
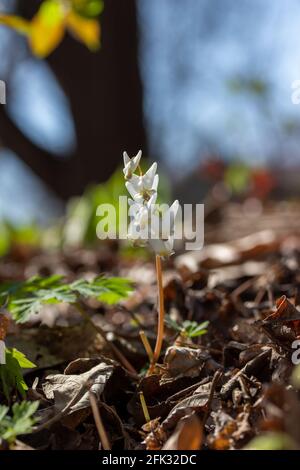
[162,345,220,382]
[43,357,116,417]
[162,413,203,450]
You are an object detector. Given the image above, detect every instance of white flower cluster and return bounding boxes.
[123,151,179,258]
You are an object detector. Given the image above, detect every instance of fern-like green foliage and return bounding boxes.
[0,401,39,444]
[0,348,36,400]
[70,277,133,305]
[0,275,133,323]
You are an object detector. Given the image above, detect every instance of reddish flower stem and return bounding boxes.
[149,255,165,373]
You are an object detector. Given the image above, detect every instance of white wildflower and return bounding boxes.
[123,150,179,257]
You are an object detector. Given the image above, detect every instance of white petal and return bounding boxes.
[149,238,174,257]
[152,174,159,192]
[130,174,142,189]
[132,150,142,168]
[125,180,139,199]
[159,200,179,239]
[169,200,179,218]
[123,151,130,166]
[0,340,6,364]
[133,194,146,205]
[123,162,132,177]
[147,192,157,208]
[143,162,157,189]
[128,201,140,219]
[169,200,179,232]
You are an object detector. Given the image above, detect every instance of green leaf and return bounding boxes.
[165,316,183,333]
[291,364,300,388]
[0,223,10,257]
[244,432,296,450]
[224,162,251,195]
[72,0,104,18]
[29,0,66,58]
[66,11,100,51]
[70,277,133,305]
[183,320,209,338]
[0,401,39,444]
[0,405,8,423]
[9,348,36,369]
[0,275,76,323]
[0,275,133,323]
[165,318,209,338]
[0,348,36,400]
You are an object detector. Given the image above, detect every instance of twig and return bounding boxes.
[267,284,274,307]
[166,377,211,404]
[89,392,111,450]
[202,370,222,427]
[149,255,165,373]
[139,330,154,363]
[220,349,271,399]
[254,286,266,305]
[139,391,150,423]
[74,302,138,377]
[231,278,254,299]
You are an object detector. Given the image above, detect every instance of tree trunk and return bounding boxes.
[0,0,146,200]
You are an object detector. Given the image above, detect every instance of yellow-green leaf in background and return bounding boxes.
[66,11,100,50]
[224,161,251,195]
[291,364,300,388]
[0,14,30,35]
[244,432,297,450]
[71,0,104,18]
[29,0,66,58]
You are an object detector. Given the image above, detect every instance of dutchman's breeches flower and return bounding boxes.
[123,151,178,258]
[123,150,179,372]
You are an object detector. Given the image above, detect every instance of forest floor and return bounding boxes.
[1,202,300,450]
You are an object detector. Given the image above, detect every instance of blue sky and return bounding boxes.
[138,0,300,173]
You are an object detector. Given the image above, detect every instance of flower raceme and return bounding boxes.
[123,151,179,257]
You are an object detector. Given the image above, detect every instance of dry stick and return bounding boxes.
[267,284,274,307]
[165,377,211,404]
[139,391,151,423]
[74,302,138,377]
[139,330,154,363]
[89,391,111,450]
[202,370,222,427]
[149,255,165,374]
[231,278,254,299]
[254,286,266,305]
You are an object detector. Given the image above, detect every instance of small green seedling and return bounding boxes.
[166,317,209,339]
